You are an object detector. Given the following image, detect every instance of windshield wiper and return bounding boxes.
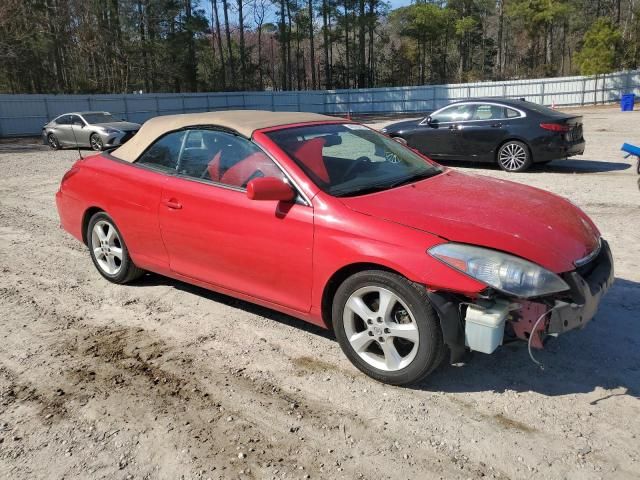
[333,184,392,197]
[386,170,439,189]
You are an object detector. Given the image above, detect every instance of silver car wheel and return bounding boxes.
[90,134,103,151]
[90,220,123,275]
[499,143,528,171]
[343,286,420,372]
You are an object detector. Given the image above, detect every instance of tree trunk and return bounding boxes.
[496,0,503,77]
[286,0,293,89]
[308,0,316,89]
[344,1,350,88]
[211,0,226,89]
[184,0,197,92]
[279,0,288,89]
[357,0,366,87]
[322,0,331,88]
[222,0,235,86]
[137,0,150,92]
[237,0,246,89]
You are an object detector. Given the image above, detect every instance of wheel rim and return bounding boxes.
[499,143,527,171]
[48,135,58,149]
[90,135,102,150]
[90,220,123,275]
[343,286,420,372]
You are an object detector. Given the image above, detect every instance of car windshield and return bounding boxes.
[83,112,119,124]
[265,123,441,197]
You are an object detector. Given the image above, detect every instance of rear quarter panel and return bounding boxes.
[56,154,169,270]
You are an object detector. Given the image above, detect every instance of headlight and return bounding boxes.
[380,128,388,133]
[429,243,569,298]
[102,127,121,135]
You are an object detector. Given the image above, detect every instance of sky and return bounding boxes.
[201,0,414,30]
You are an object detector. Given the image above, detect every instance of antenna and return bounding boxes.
[70,120,84,160]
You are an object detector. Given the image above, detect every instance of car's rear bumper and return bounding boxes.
[533,139,585,162]
[548,240,614,333]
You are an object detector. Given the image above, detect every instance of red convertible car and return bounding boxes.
[56,111,613,385]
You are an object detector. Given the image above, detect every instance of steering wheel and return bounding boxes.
[342,156,371,181]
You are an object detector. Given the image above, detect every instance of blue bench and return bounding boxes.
[621,143,640,173]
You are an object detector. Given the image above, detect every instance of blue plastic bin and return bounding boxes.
[621,93,635,111]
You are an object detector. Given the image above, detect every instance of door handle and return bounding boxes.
[491,122,503,128]
[162,199,182,209]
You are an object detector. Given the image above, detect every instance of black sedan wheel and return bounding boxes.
[497,141,531,172]
[47,134,61,150]
[90,133,104,151]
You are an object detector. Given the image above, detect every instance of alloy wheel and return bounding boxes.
[499,143,528,171]
[90,135,103,151]
[48,135,59,149]
[343,286,420,371]
[90,220,123,275]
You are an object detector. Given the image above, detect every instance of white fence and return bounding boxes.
[1,70,638,137]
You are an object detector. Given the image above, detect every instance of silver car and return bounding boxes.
[42,111,140,151]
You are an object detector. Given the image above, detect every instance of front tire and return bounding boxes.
[497,140,531,172]
[332,270,444,385]
[90,133,104,151]
[87,212,144,284]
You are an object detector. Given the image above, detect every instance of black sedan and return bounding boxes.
[380,98,585,172]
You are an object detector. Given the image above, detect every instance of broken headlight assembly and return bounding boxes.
[429,243,570,298]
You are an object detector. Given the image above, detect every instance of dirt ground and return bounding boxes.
[0,105,638,480]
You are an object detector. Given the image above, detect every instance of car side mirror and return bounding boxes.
[246,177,295,202]
[426,116,434,125]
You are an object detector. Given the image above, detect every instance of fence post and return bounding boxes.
[44,96,51,121]
[581,78,586,106]
[540,82,545,105]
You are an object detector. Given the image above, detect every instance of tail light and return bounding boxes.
[540,123,571,132]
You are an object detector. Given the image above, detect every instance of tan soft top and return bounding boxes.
[112,110,336,162]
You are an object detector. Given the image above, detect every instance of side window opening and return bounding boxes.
[136,130,187,172]
[179,130,285,188]
[506,108,521,118]
[432,104,476,123]
[135,129,287,190]
[472,105,506,121]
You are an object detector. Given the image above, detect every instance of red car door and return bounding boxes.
[157,129,314,313]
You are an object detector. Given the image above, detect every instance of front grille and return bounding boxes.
[120,131,136,144]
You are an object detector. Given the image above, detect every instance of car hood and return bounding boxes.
[383,118,423,133]
[94,121,140,131]
[339,170,600,273]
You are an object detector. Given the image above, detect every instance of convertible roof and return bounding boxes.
[111,110,336,162]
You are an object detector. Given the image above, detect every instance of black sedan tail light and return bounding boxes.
[540,123,572,132]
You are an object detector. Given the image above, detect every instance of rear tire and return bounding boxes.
[497,140,531,172]
[332,270,444,385]
[47,134,61,150]
[87,212,144,284]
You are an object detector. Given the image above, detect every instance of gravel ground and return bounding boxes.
[0,105,639,480]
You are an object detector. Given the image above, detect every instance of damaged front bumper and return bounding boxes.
[428,240,614,363]
[548,240,614,334]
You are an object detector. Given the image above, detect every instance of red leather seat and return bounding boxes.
[207,151,222,181]
[220,152,282,187]
[291,138,329,183]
